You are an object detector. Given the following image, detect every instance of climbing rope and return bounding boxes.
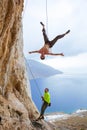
[45,0,49,35]
[25,58,42,97]
[22,0,49,33]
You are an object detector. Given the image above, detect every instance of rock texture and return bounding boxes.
[0,0,55,130]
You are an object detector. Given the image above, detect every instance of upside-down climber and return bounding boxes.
[29,22,70,60]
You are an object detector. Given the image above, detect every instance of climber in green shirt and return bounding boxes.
[36,88,51,120]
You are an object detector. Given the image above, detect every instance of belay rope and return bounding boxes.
[45,0,49,35]
[23,0,49,34]
[25,58,42,97]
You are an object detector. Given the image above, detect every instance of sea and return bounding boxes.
[30,73,87,114]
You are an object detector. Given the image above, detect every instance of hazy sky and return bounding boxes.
[22,0,87,71]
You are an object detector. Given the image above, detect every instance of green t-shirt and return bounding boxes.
[43,92,50,104]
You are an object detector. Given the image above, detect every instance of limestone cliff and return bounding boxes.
[0,0,56,130]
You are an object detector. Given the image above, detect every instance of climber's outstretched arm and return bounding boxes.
[47,53,64,56]
[29,50,39,54]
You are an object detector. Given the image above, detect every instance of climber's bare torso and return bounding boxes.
[39,44,49,54]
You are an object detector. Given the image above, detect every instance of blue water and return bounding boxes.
[30,73,87,114]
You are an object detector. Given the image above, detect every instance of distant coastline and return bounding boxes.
[45,109,87,122]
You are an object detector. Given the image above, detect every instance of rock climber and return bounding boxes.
[36,88,51,120]
[29,22,70,60]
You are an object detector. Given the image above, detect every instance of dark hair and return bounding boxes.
[40,55,45,60]
[45,88,49,91]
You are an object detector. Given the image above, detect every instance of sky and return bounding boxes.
[22,0,87,72]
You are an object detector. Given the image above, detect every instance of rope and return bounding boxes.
[46,0,48,35]
[25,58,42,97]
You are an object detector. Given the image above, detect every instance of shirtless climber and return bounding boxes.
[29,22,70,60]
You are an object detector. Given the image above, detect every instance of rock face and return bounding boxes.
[0,0,55,130]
